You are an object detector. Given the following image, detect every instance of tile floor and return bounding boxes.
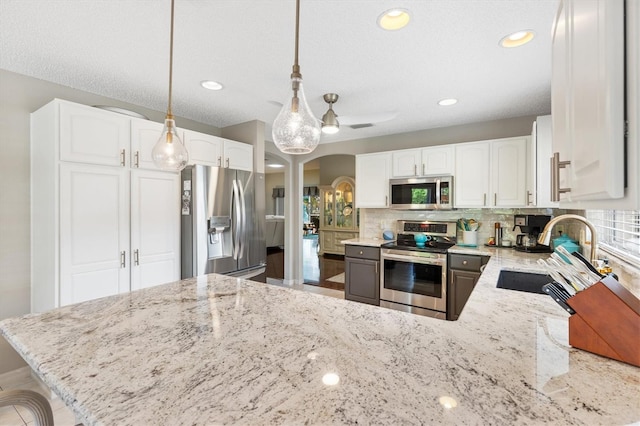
[0,282,341,426]
[0,367,78,426]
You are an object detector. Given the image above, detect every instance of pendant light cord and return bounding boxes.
[167,0,176,118]
[291,0,301,78]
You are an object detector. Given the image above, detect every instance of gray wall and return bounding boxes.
[319,155,355,185]
[0,69,222,374]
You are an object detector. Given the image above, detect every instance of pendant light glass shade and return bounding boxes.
[152,117,189,171]
[272,0,321,154]
[152,0,189,171]
[273,77,321,154]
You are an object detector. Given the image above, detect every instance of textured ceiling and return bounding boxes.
[0,0,559,144]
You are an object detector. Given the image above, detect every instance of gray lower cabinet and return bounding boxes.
[447,254,489,320]
[345,245,380,306]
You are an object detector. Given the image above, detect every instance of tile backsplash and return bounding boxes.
[360,207,569,245]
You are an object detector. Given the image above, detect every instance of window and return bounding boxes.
[586,210,640,264]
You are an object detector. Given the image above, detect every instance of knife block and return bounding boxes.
[566,275,640,367]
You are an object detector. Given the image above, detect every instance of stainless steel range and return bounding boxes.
[380,221,457,319]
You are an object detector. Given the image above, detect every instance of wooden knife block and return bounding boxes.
[566,276,640,367]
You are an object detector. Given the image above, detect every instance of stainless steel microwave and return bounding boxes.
[389,176,453,210]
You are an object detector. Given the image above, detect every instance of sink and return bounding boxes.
[496,270,551,294]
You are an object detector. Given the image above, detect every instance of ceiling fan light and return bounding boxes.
[500,30,535,47]
[321,108,340,134]
[378,8,411,31]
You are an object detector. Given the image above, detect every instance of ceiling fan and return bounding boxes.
[319,92,398,132]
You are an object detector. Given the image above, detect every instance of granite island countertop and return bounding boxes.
[1,250,639,425]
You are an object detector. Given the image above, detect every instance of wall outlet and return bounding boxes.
[556,225,565,235]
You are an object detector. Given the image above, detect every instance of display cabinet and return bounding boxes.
[319,176,358,255]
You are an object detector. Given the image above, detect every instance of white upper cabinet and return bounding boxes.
[492,138,528,207]
[183,130,253,171]
[183,130,223,167]
[455,142,491,207]
[391,146,454,177]
[224,140,253,171]
[532,115,558,208]
[130,119,165,170]
[392,149,421,177]
[455,137,529,208]
[421,145,455,176]
[356,152,391,208]
[551,0,632,207]
[59,101,130,167]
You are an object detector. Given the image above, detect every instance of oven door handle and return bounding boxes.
[381,252,445,266]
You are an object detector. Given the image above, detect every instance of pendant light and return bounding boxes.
[321,93,340,135]
[272,0,321,154]
[152,0,189,171]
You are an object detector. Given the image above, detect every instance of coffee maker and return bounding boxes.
[513,214,553,253]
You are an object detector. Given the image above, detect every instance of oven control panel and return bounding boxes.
[398,221,456,237]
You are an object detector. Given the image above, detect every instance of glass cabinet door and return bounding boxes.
[335,180,354,229]
[322,189,334,227]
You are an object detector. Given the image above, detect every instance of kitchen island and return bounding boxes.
[1,250,639,425]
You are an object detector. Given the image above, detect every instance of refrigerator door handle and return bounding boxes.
[237,179,247,259]
[232,179,241,260]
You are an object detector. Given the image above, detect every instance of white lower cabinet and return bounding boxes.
[455,137,529,208]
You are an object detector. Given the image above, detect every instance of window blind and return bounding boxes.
[586,210,640,264]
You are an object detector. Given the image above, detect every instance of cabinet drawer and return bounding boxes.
[449,254,487,272]
[345,245,380,260]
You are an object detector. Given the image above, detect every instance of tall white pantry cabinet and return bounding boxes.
[31,99,181,313]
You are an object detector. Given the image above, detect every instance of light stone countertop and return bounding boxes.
[1,250,639,425]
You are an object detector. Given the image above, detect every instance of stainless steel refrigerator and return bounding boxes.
[181,165,266,280]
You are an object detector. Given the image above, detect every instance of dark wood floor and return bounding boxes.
[265,237,345,291]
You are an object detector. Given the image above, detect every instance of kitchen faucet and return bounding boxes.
[537,214,598,264]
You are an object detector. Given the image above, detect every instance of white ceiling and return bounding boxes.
[0,0,559,145]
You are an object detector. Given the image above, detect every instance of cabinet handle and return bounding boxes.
[480,264,487,273]
[359,250,363,255]
[385,195,388,206]
[462,260,468,265]
[414,164,417,176]
[217,156,222,167]
[226,158,230,168]
[120,149,126,167]
[422,163,425,175]
[551,152,571,201]
[134,249,139,266]
[134,151,140,168]
[375,262,378,274]
[526,190,533,205]
[494,193,497,206]
[483,193,487,206]
[120,251,126,268]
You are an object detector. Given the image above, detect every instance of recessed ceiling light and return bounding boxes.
[377,8,411,31]
[200,80,223,91]
[438,98,458,106]
[500,30,535,48]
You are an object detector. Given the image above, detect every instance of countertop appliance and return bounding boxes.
[380,220,457,319]
[389,176,453,210]
[181,165,266,280]
[513,214,552,253]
